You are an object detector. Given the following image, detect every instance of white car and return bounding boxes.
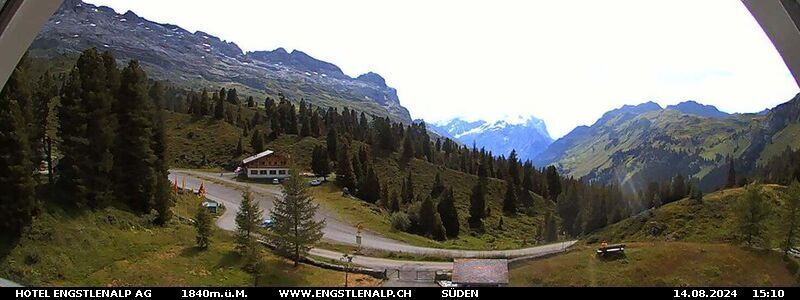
[309,179,322,186]
[272,178,280,184]
[260,219,274,229]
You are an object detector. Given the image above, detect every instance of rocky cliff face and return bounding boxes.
[32,0,412,122]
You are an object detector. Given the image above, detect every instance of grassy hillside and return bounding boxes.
[166,112,243,169]
[539,109,759,192]
[0,194,378,287]
[586,185,788,248]
[510,242,797,286]
[759,123,800,164]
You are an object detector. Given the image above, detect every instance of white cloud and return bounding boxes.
[87,0,798,138]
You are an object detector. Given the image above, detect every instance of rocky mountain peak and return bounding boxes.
[357,72,387,87]
[37,0,411,123]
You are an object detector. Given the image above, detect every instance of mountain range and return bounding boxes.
[427,117,553,161]
[30,0,411,123]
[533,97,800,194]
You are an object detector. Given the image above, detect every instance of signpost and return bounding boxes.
[355,223,364,253]
[340,254,354,287]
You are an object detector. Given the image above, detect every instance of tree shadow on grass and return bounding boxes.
[179,246,204,258]
[216,251,243,268]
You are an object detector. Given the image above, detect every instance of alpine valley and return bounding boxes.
[533,97,800,195]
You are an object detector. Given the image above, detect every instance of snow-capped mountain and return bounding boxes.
[428,116,554,161]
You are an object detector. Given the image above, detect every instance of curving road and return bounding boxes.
[169,169,576,269]
[0,277,22,287]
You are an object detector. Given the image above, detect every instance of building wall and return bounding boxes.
[245,167,290,179]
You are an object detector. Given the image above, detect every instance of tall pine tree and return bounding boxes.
[336,142,356,191]
[270,168,325,266]
[437,187,460,238]
[0,58,37,236]
[113,60,157,213]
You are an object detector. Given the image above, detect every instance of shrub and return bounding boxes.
[390,212,411,232]
[24,251,41,265]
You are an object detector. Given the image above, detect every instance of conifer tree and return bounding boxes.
[401,133,414,164]
[432,215,447,241]
[735,184,772,246]
[218,88,227,104]
[57,49,118,209]
[200,88,211,116]
[149,81,165,109]
[336,142,357,191]
[235,189,263,260]
[300,116,311,137]
[419,196,436,236]
[782,180,800,256]
[195,205,213,249]
[270,168,325,266]
[543,212,558,242]
[469,162,489,227]
[33,71,58,169]
[545,165,562,200]
[0,59,37,236]
[359,166,381,204]
[726,155,737,188]
[437,187,460,238]
[236,136,244,156]
[503,181,517,214]
[214,92,225,119]
[247,96,255,108]
[507,150,520,185]
[151,110,174,225]
[351,153,363,182]
[380,185,390,208]
[430,173,445,198]
[401,173,415,203]
[250,129,264,153]
[326,128,338,161]
[113,60,157,213]
[57,67,89,207]
[226,88,239,105]
[310,145,331,180]
[390,191,400,213]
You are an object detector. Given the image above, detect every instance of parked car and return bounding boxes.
[309,179,322,186]
[437,280,457,287]
[272,178,280,184]
[260,219,274,229]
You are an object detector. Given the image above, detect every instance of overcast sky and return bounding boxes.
[87,0,798,138]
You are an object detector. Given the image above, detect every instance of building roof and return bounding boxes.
[242,150,274,165]
[451,259,509,285]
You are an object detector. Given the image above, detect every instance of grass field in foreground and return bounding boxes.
[509,242,798,287]
[0,194,379,287]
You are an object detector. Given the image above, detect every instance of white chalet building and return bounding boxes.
[240,150,291,179]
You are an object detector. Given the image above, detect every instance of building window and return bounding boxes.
[278,170,286,175]
[250,170,257,175]
[269,170,277,175]
[260,170,268,175]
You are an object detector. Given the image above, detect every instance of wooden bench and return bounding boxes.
[596,243,626,256]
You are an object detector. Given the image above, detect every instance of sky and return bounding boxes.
[87,0,799,138]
